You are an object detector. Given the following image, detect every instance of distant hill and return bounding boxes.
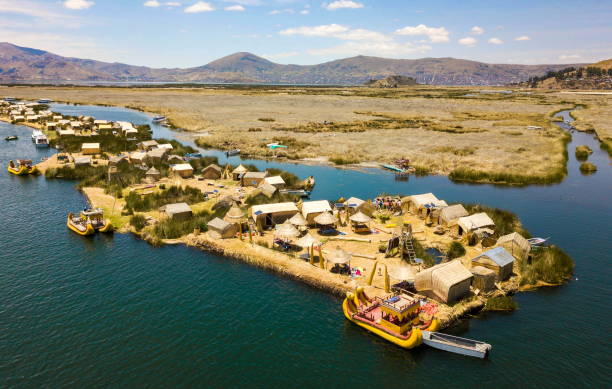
[522,59,612,89]
[0,42,586,86]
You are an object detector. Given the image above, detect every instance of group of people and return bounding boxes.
[374,196,402,212]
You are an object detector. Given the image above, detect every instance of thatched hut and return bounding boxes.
[242,171,268,187]
[326,246,351,270]
[402,193,439,214]
[224,205,245,224]
[251,202,299,229]
[146,148,168,163]
[343,197,375,216]
[264,176,286,189]
[471,266,496,291]
[456,212,495,237]
[295,233,320,249]
[81,143,100,155]
[288,212,308,227]
[138,140,159,151]
[231,164,248,180]
[258,182,277,198]
[160,202,192,220]
[438,204,469,226]
[207,217,237,239]
[415,260,473,303]
[497,232,531,261]
[301,200,332,225]
[145,167,161,182]
[201,164,222,180]
[274,220,300,240]
[471,247,515,281]
[170,163,194,178]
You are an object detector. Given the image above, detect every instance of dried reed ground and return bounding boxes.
[3,86,595,181]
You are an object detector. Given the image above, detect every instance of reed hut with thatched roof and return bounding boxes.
[160,202,192,220]
[470,266,496,291]
[496,232,531,261]
[145,167,161,182]
[415,260,473,303]
[264,175,286,189]
[207,217,237,239]
[232,164,248,181]
[242,171,268,187]
[301,200,332,225]
[224,205,246,227]
[251,202,299,229]
[288,212,307,227]
[402,193,439,214]
[438,204,469,226]
[257,182,278,198]
[295,233,320,249]
[388,265,415,282]
[343,197,375,216]
[170,163,194,179]
[201,164,222,180]
[456,212,495,237]
[471,247,515,281]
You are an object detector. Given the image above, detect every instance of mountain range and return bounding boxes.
[0,42,584,86]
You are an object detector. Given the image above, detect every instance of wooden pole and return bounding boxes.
[383,264,390,293]
[367,260,378,286]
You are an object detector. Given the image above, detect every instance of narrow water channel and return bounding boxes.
[0,103,609,387]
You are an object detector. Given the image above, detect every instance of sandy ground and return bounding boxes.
[2,86,581,179]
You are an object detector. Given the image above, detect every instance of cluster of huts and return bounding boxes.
[0,98,140,138]
[402,192,532,303]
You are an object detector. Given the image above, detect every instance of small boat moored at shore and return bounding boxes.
[152,115,167,123]
[279,189,311,198]
[342,287,439,349]
[5,135,18,141]
[226,149,241,156]
[80,208,113,233]
[7,160,37,175]
[32,131,49,148]
[37,99,53,104]
[67,212,95,236]
[421,330,492,359]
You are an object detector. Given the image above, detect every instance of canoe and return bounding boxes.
[226,149,241,156]
[342,288,423,349]
[5,136,18,141]
[421,330,491,358]
[67,212,95,236]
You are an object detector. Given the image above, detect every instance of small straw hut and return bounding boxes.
[402,193,439,214]
[295,233,320,249]
[349,211,372,233]
[415,260,473,303]
[160,202,192,220]
[224,205,245,224]
[145,167,161,182]
[207,217,237,239]
[251,202,299,229]
[302,200,332,225]
[231,164,248,180]
[258,182,278,198]
[471,266,496,292]
[388,265,415,282]
[456,212,495,237]
[438,204,469,226]
[201,164,222,179]
[497,232,531,261]
[343,197,375,216]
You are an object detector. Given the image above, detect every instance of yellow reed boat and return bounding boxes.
[80,208,113,233]
[8,160,37,175]
[342,287,439,349]
[67,212,95,236]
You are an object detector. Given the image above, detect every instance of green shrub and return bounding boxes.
[151,209,222,239]
[484,296,518,311]
[447,241,466,259]
[124,185,206,213]
[519,245,574,285]
[129,214,147,231]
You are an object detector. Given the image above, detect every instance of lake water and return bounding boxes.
[0,104,610,387]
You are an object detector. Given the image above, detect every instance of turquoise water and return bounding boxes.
[0,104,610,387]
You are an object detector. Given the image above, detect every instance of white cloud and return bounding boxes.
[458,37,477,46]
[515,35,531,41]
[470,26,484,35]
[166,2,181,6]
[184,1,214,12]
[63,0,94,10]
[488,37,503,44]
[0,0,78,23]
[559,54,581,60]
[308,41,431,57]
[394,24,449,43]
[144,0,160,6]
[262,51,299,60]
[280,24,349,37]
[269,8,294,15]
[144,1,181,7]
[224,5,245,11]
[300,9,309,14]
[324,1,364,10]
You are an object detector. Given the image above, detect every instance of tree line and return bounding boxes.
[527,66,612,87]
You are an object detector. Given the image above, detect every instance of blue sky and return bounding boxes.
[0,0,610,67]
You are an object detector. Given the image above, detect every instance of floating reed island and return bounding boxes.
[3,96,574,330]
[33,131,573,329]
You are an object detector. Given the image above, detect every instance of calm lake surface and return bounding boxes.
[0,104,610,388]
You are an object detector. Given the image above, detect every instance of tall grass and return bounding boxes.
[124,185,206,213]
[518,246,574,285]
[151,209,223,239]
[484,296,518,311]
